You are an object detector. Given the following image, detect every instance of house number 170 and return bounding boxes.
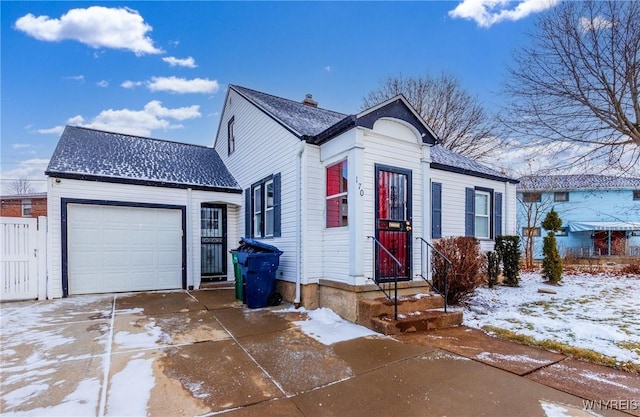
[356,177,364,196]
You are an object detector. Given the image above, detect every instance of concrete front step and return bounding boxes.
[370,310,464,335]
[356,294,444,326]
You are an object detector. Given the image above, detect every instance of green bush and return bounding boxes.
[542,209,563,284]
[495,235,521,287]
[486,251,500,288]
[432,236,484,304]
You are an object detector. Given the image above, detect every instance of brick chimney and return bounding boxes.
[302,93,318,107]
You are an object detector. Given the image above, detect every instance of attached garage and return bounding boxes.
[46,126,243,299]
[64,202,185,295]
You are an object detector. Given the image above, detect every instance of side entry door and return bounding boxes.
[201,204,227,281]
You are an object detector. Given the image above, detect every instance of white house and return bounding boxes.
[211,85,518,320]
[46,85,517,321]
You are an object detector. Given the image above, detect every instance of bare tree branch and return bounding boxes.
[362,72,504,161]
[502,0,640,172]
[7,178,35,195]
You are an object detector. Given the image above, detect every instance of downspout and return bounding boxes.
[295,141,305,307]
[187,187,195,290]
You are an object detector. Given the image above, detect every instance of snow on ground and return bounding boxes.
[279,306,379,345]
[463,271,640,365]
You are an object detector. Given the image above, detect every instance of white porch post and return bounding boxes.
[349,133,365,283]
[421,144,432,280]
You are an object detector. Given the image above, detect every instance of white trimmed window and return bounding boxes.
[326,160,348,228]
[249,175,280,238]
[474,191,490,239]
[264,179,274,237]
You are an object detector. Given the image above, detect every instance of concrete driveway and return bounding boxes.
[0,289,632,416]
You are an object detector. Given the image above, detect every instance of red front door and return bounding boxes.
[375,165,412,282]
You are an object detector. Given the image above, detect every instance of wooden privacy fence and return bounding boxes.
[1,216,47,301]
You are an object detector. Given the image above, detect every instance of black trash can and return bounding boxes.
[233,238,283,308]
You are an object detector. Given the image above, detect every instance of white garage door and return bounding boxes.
[67,204,183,295]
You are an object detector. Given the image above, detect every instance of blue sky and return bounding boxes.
[1,0,558,193]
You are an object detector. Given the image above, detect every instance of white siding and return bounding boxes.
[304,144,324,283]
[47,177,241,298]
[213,90,302,284]
[430,168,517,251]
[361,127,425,282]
[319,131,358,283]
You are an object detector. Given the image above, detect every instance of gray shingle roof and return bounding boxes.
[233,85,514,183]
[46,126,241,192]
[231,85,348,137]
[431,145,518,183]
[517,174,640,191]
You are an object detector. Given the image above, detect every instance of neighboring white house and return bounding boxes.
[45,85,518,321]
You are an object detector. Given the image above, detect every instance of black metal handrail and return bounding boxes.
[367,235,401,320]
[417,237,451,312]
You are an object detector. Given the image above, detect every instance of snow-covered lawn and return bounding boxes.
[463,271,640,366]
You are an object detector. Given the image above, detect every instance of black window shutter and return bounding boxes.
[273,173,281,237]
[494,192,503,238]
[431,182,442,238]
[244,188,251,238]
[465,187,475,237]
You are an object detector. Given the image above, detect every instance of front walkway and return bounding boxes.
[0,290,634,416]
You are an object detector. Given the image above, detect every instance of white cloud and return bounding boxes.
[67,115,85,125]
[147,76,219,94]
[14,6,162,55]
[1,158,50,193]
[36,126,65,135]
[579,16,613,32]
[65,75,85,83]
[36,101,202,137]
[449,0,558,28]
[162,56,197,68]
[97,80,109,88]
[121,80,143,89]
[12,144,32,149]
[324,65,332,72]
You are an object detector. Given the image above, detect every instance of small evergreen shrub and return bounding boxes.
[486,251,500,288]
[432,236,484,304]
[495,235,521,287]
[542,208,563,284]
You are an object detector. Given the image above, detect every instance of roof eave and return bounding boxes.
[431,163,519,184]
[230,85,304,139]
[307,115,357,144]
[45,171,243,194]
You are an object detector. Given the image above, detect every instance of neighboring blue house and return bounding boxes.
[517,174,640,259]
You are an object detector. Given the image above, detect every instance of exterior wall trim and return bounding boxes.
[48,173,242,194]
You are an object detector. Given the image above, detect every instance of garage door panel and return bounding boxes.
[67,204,183,295]
[158,253,181,267]
[131,230,156,244]
[157,230,180,245]
[157,271,181,286]
[132,251,155,266]
[69,228,101,245]
[130,271,156,288]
